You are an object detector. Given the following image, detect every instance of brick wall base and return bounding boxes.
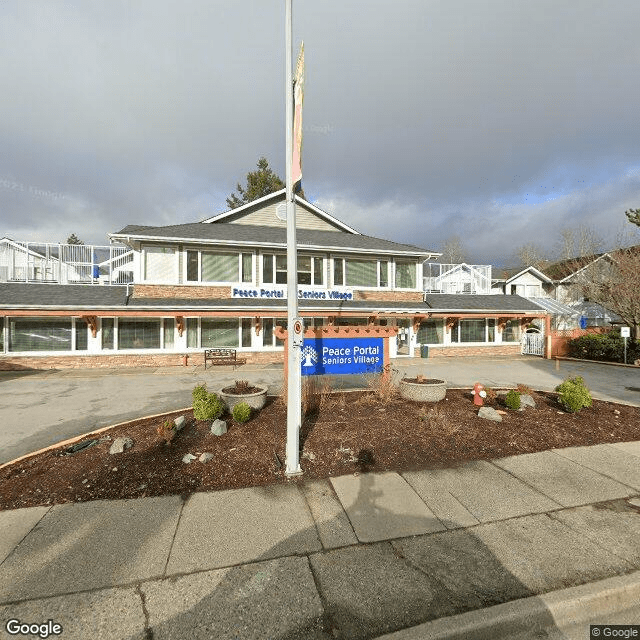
[0,344,525,371]
[416,345,522,358]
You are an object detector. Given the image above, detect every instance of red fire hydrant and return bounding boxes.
[472,382,487,406]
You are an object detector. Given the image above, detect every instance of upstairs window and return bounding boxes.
[144,246,176,282]
[262,254,323,286]
[186,251,253,284]
[395,262,416,289]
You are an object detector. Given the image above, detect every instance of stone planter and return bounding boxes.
[219,385,268,412]
[398,378,447,402]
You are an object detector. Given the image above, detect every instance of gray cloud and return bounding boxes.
[1,0,639,261]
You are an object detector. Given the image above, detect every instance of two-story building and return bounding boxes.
[0,191,548,369]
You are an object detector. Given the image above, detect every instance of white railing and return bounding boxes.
[423,263,492,295]
[0,241,133,285]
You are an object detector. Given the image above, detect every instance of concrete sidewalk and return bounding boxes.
[1,441,640,639]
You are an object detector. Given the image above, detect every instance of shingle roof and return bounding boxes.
[423,294,545,312]
[0,283,128,308]
[0,284,546,315]
[111,222,433,255]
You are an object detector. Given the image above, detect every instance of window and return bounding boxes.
[118,319,161,349]
[101,318,114,349]
[187,318,198,348]
[144,246,176,282]
[201,252,238,282]
[75,319,88,351]
[201,319,239,348]
[379,261,388,288]
[241,318,252,348]
[459,319,486,342]
[262,254,288,284]
[526,285,540,298]
[346,260,377,287]
[487,318,496,342]
[417,320,443,344]
[333,258,344,286]
[0,317,3,352]
[263,254,323,286]
[186,251,251,283]
[262,318,274,346]
[9,318,73,352]
[163,318,175,349]
[502,319,521,342]
[395,262,416,289]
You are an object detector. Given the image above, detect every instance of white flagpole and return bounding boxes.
[285,0,302,476]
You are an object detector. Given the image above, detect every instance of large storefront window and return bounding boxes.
[118,319,161,349]
[163,318,175,349]
[75,319,88,351]
[417,320,444,344]
[502,319,522,342]
[0,318,4,352]
[9,318,73,352]
[395,262,416,289]
[201,319,239,348]
[451,319,492,343]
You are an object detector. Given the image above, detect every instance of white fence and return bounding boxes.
[521,333,545,356]
[423,263,492,295]
[0,241,133,285]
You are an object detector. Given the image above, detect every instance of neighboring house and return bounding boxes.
[0,191,547,369]
[423,263,492,295]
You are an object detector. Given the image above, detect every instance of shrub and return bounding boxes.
[192,384,208,403]
[516,383,533,396]
[505,390,521,410]
[555,376,592,413]
[302,376,333,415]
[156,419,176,444]
[232,402,252,423]
[567,332,640,364]
[193,390,225,421]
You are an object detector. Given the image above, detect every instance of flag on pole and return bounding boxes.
[291,41,304,187]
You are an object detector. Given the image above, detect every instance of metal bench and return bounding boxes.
[204,348,247,369]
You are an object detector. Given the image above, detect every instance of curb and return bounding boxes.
[554,356,639,369]
[0,407,192,471]
[373,570,640,639]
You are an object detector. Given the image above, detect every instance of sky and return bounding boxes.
[1,0,640,267]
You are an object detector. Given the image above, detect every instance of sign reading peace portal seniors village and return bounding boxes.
[301,337,384,375]
[232,286,353,300]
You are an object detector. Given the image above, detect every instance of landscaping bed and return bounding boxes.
[1,387,639,511]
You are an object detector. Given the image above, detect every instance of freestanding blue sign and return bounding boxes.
[300,337,384,375]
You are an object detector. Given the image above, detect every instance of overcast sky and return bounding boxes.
[1,0,640,266]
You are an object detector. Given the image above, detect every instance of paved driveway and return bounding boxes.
[1,356,639,465]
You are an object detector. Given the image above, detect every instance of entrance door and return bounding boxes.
[396,319,412,357]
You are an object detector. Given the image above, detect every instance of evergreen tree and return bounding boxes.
[625,208,640,227]
[66,233,84,245]
[225,157,304,209]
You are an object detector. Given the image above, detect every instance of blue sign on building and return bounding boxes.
[300,337,384,376]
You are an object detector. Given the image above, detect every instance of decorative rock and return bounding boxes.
[112,468,118,472]
[109,437,133,455]
[520,394,536,409]
[211,419,227,436]
[174,415,186,431]
[199,452,214,463]
[182,453,196,464]
[302,450,316,461]
[628,498,640,509]
[478,406,503,422]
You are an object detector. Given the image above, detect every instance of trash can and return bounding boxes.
[420,345,429,358]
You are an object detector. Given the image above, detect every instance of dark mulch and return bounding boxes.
[1,389,638,511]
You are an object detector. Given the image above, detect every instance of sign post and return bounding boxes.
[284,0,302,476]
[621,326,630,364]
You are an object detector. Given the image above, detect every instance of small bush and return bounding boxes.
[483,386,497,402]
[192,384,208,402]
[156,419,176,444]
[365,365,398,404]
[505,390,521,410]
[555,376,592,413]
[193,390,225,421]
[516,383,533,396]
[232,402,252,423]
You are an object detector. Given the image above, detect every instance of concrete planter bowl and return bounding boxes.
[219,385,268,412]
[398,377,447,403]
